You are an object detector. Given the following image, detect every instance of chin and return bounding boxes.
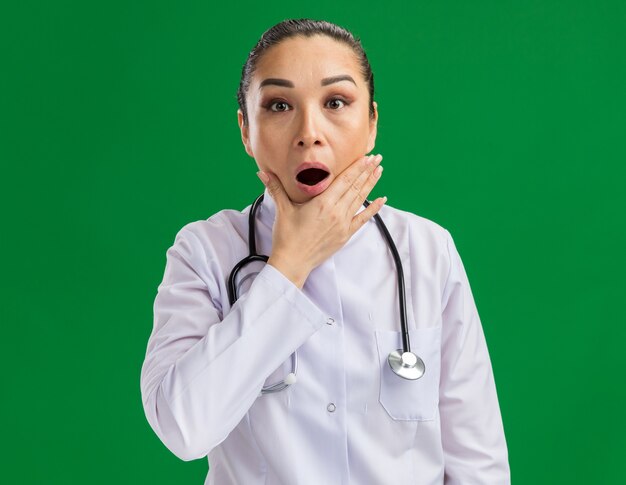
[288,193,311,205]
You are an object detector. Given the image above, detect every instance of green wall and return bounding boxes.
[2,1,624,483]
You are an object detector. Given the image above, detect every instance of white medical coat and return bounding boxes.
[140,188,510,484]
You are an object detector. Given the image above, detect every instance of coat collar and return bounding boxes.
[257,187,276,227]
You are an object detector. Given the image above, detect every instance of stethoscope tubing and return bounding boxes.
[227,195,268,307]
[227,193,421,393]
[362,199,411,358]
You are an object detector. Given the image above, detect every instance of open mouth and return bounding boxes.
[296,168,330,186]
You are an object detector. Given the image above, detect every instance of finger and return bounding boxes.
[349,196,387,234]
[322,154,380,203]
[258,170,291,209]
[344,162,383,217]
[337,158,378,215]
[336,154,382,213]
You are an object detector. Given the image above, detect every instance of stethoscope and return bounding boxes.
[227,193,425,395]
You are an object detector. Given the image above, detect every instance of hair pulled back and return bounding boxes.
[237,18,375,126]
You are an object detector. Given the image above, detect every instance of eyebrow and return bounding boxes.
[258,75,357,89]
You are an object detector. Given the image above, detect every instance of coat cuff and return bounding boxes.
[256,263,329,331]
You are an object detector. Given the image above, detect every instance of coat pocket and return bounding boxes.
[374,326,442,421]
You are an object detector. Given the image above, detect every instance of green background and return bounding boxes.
[2,0,624,483]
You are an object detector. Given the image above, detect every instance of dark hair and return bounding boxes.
[237,18,375,126]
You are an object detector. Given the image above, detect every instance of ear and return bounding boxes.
[366,101,378,153]
[237,109,254,158]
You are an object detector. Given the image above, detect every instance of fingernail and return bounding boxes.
[257,171,270,186]
[374,165,383,178]
[381,196,388,204]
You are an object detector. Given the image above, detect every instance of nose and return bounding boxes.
[295,104,324,148]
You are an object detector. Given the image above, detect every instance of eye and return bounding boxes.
[268,100,291,112]
[326,97,348,110]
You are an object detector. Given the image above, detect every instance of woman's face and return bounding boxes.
[238,34,378,204]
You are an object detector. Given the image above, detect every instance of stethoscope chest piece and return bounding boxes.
[388,350,425,380]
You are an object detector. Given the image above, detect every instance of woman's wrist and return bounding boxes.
[267,254,311,289]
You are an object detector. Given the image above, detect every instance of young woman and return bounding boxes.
[140,18,510,484]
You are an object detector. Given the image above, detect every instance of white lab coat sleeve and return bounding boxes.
[439,230,510,484]
[140,227,328,461]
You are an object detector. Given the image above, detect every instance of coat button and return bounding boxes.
[327,403,336,413]
[326,317,335,325]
